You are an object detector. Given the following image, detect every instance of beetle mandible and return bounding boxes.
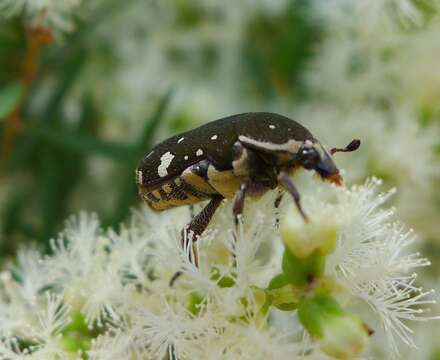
[136,112,360,261]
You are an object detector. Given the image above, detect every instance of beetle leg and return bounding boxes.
[233,181,248,227]
[183,195,223,246]
[274,190,284,229]
[277,172,309,222]
[170,195,223,287]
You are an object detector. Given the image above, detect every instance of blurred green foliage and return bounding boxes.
[242,0,318,99]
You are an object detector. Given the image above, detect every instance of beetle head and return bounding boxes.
[296,139,361,185]
[296,140,343,185]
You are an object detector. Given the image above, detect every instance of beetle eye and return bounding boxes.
[298,148,319,169]
[300,148,311,156]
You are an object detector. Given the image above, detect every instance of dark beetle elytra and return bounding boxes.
[136,112,359,261]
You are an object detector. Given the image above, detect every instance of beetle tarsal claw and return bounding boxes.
[330,139,361,155]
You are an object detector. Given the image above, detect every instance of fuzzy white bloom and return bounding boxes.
[293,178,438,354]
[0,0,82,33]
[0,179,436,358]
[307,0,440,110]
[296,105,440,187]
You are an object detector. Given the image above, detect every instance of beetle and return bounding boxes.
[136,112,359,264]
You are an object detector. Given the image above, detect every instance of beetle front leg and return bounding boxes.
[274,190,284,229]
[182,195,224,262]
[277,172,309,222]
[233,181,248,227]
[170,195,223,287]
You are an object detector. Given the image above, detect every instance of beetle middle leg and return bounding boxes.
[233,181,249,228]
[274,190,284,229]
[277,171,309,222]
[170,195,223,286]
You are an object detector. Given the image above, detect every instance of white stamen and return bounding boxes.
[211,135,218,140]
[177,137,184,143]
[196,149,204,156]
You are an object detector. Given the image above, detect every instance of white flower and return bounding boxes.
[0,293,71,359]
[0,178,436,358]
[307,0,440,108]
[0,0,83,33]
[297,105,439,200]
[293,178,438,353]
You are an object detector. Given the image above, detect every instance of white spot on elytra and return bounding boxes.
[158,151,175,177]
[269,125,275,129]
[196,148,203,156]
[136,170,143,184]
[211,135,218,140]
[184,155,189,160]
[177,137,184,143]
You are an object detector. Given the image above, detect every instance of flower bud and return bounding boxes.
[298,295,369,359]
[280,211,337,258]
[320,314,369,359]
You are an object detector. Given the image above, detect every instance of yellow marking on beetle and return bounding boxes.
[144,175,213,211]
[181,168,216,195]
[232,147,250,177]
[152,190,161,199]
[162,183,173,194]
[207,165,241,199]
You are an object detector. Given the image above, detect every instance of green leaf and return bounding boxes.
[135,88,174,155]
[38,47,87,123]
[108,89,173,226]
[26,125,136,161]
[267,273,290,290]
[0,82,23,119]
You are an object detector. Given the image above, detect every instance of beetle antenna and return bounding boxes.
[330,139,361,155]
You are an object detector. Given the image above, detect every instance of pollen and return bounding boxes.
[196,149,204,156]
[211,135,218,140]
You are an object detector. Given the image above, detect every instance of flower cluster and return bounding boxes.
[0,0,83,33]
[0,178,435,359]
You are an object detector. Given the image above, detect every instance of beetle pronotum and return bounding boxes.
[136,112,360,276]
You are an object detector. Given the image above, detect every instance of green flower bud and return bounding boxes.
[280,211,337,258]
[298,295,369,359]
[320,314,369,359]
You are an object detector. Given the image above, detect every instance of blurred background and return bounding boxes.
[0,0,325,256]
[1,0,440,357]
[0,0,439,297]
